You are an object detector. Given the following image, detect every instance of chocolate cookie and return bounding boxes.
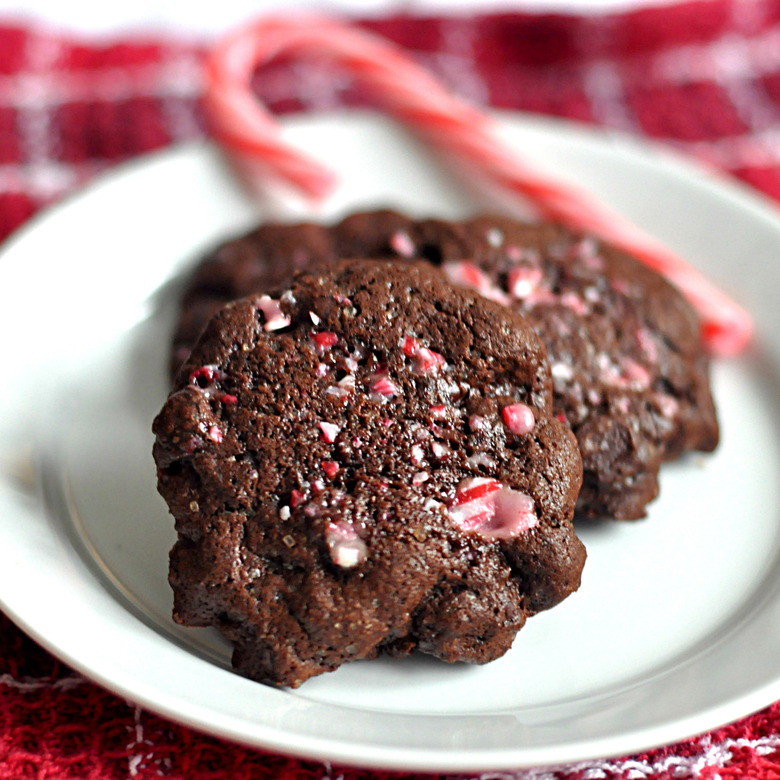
[171,210,718,520]
[154,260,585,687]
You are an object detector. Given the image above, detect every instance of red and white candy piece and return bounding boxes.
[373,377,399,395]
[189,364,222,396]
[448,477,538,540]
[401,335,446,374]
[312,331,338,354]
[506,266,544,299]
[440,261,509,306]
[257,295,290,331]
[322,460,340,478]
[502,403,535,436]
[318,421,340,442]
[369,370,400,399]
[325,520,367,568]
[206,15,751,356]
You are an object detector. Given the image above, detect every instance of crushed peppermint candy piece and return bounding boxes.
[468,414,486,432]
[599,355,651,391]
[312,331,338,353]
[521,285,559,308]
[400,334,447,374]
[279,505,291,520]
[390,230,416,258]
[506,266,544,299]
[318,421,340,442]
[401,335,419,357]
[207,425,223,443]
[412,424,429,441]
[654,393,680,418]
[583,286,601,303]
[429,405,447,419]
[412,470,429,485]
[309,310,321,325]
[451,476,501,504]
[570,236,598,262]
[326,521,367,569]
[189,365,225,398]
[444,260,485,289]
[635,327,659,363]
[489,489,539,537]
[290,489,305,508]
[322,460,340,478]
[560,291,587,316]
[486,227,504,247]
[189,364,221,388]
[621,358,652,390]
[371,376,400,397]
[325,374,355,400]
[442,261,510,306]
[502,403,536,436]
[257,295,291,331]
[220,393,238,405]
[414,347,446,374]
[551,361,575,382]
[369,369,400,399]
[465,452,498,470]
[431,441,450,459]
[448,477,538,539]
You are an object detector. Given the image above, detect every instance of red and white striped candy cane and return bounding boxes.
[205,15,752,356]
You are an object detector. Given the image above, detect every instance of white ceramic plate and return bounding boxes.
[1,111,780,773]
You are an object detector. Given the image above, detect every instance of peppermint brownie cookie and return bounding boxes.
[154,260,585,687]
[171,211,718,520]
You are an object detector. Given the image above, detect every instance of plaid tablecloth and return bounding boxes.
[2,2,780,777]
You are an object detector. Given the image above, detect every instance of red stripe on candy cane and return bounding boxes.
[204,15,752,356]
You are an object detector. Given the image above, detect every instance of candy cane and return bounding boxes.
[205,15,753,356]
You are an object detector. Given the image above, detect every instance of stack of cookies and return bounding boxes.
[153,211,719,687]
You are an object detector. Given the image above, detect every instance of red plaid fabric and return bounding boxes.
[2,2,780,777]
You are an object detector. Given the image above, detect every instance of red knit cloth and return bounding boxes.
[2,2,780,777]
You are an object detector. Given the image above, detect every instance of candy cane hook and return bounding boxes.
[205,15,753,356]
